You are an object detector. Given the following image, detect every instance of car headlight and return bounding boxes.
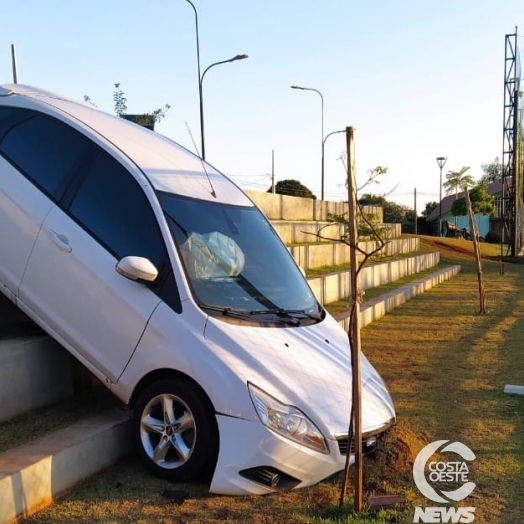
[248,383,329,454]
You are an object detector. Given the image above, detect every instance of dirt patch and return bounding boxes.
[363,420,426,494]
[433,240,475,257]
[423,237,505,261]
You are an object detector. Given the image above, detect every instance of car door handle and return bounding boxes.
[49,230,72,253]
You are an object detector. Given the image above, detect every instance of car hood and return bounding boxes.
[203,313,395,438]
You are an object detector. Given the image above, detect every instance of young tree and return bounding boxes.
[113,83,127,116]
[84,83,171,125]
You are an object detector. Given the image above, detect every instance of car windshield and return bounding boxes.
[159,192,322,322]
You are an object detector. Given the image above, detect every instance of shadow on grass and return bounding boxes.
[362,256,524,523]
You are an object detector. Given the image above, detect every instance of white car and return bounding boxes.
[0,84,395,495]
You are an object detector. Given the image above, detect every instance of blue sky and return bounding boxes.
[1,1,523,213]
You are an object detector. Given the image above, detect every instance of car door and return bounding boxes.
[19,150,168,383]
[0,107,92,297]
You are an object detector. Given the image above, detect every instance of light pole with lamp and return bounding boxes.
[183,1,247,161]
[183,0,203,154]
[198,54,248,160]
[291,85,325,199]
[436,157,447,236]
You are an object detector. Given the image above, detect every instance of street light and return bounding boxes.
[199,54,248,160]
[436,157,447,236]
[323,130,345,194]
[183,1,203,153]
[183,1,247,160]
[291,85,325,199]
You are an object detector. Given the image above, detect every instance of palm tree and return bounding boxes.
[444,167,475,197]
[443,167,475,231]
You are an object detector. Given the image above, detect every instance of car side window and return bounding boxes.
[0,113,94,200]
[68,152,166,269]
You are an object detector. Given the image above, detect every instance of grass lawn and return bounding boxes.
[18,236,524,523]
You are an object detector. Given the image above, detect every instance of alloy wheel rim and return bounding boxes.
[140,393,196,469]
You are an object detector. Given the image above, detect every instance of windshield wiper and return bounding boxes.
[199,304,253,320]
[279,309,324,321]
[248,308,324,325]
[200,305,323,325]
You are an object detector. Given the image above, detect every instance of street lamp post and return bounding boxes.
[291,85,325,199]
[184,0,203,153]
[436,157,447,236]
[322,130,346,195]
[198,54,248,160]
[183,1,247,160]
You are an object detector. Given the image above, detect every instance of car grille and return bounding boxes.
[336,436,378,456]
[336,419,395,456]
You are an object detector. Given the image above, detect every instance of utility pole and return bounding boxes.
[414,188,418,235]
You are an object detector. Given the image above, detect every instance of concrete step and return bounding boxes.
[0,336,74,424]
[335,265,462,330]
[289,237,420,270]
[308,251,441,305]
[0,408,132,524]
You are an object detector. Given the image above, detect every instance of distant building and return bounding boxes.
[426,180,506,238]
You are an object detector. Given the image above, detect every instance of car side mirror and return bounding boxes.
[116,256,158,282]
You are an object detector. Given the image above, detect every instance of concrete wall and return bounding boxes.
[246,190,346,221]
[271,221,401,245]
[245,190,384,223]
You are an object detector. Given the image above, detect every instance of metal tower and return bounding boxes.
[502,28,523,256]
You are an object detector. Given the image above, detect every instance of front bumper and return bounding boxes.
[209,414,394,495]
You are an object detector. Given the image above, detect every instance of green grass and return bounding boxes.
[18,235,524,523]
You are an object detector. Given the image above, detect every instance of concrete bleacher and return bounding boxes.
[288,236,418,270]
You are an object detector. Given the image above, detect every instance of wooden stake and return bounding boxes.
[346,126,363,511]
[464,187,486,313]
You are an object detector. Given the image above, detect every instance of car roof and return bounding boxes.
[0,84,253,206]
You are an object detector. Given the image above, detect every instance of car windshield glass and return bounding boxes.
[159,192,321,317]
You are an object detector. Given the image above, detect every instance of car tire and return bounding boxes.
[133,378,218,482]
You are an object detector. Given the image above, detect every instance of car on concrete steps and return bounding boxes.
[0,84,395,495]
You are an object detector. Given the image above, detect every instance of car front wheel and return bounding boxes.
[133,378,218,482]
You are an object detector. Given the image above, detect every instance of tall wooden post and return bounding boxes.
[346,126,363,510]
[464,188,486,314]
